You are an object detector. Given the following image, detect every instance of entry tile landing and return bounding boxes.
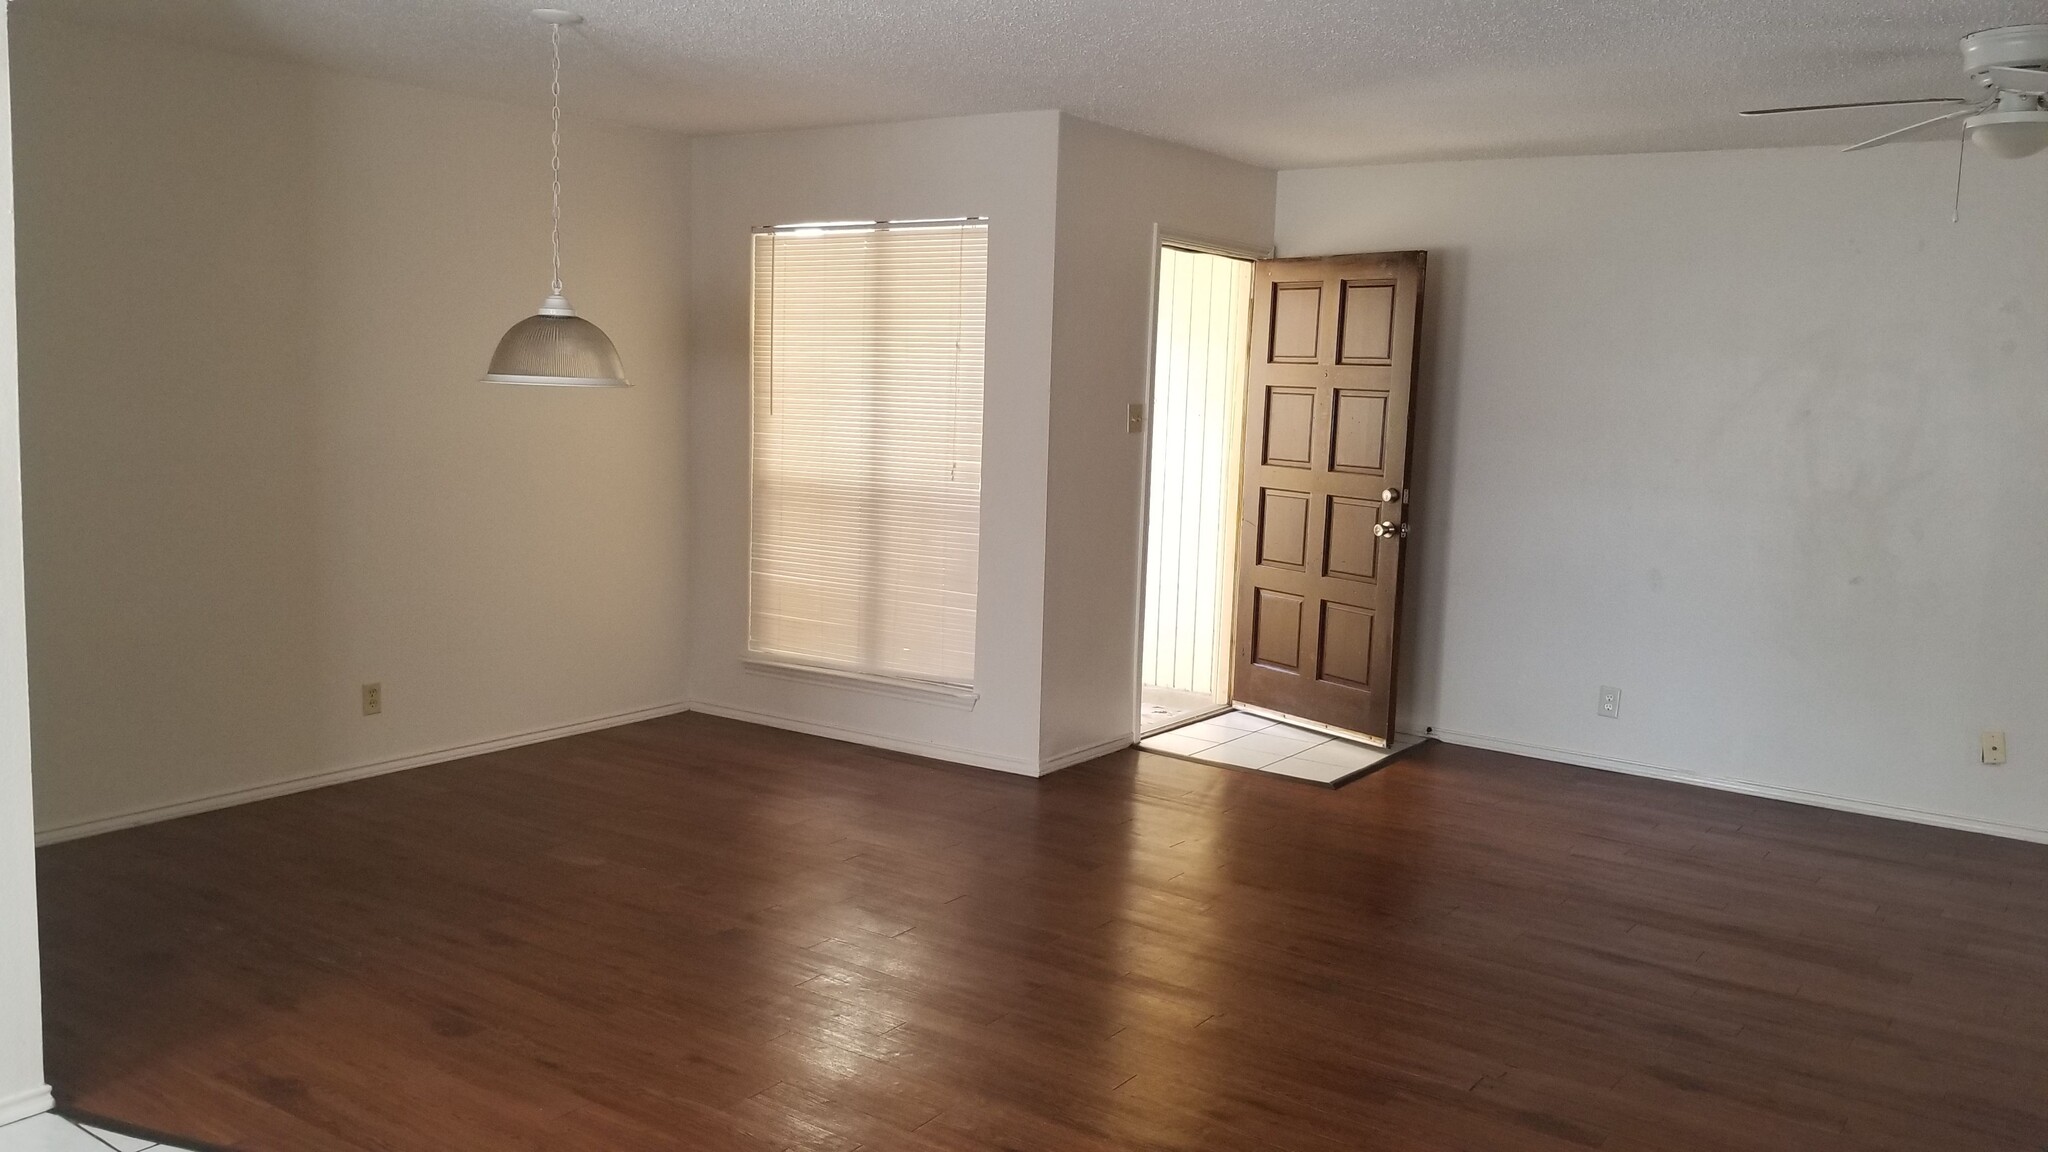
[1137,708,1425,787]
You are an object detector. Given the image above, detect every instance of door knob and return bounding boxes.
[1373,520,1408,539]
[1381,488,1403,503]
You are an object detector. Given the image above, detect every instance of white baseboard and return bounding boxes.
[34,700,693,846]
[1041,734,1134,774]
[689,700,1044,777]
[0,1085,52,1128]
[1427,726,2048,846]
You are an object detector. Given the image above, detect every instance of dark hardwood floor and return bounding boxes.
[36,713,2048,1151]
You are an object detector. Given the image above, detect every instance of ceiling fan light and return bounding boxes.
[1965,109,2048,158]
[483,295,629,388]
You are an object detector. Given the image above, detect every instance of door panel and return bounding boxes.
[1262,389,1317,466]
[1251,590,1305,671]
[1338,282,1397,364]
[1329,389,1389,473]
[1269,284,1323,362]
[1318,603,1375,689]
[1257,490,1310,569]
[1323,497,1379,582]
[1232,252,1425,744]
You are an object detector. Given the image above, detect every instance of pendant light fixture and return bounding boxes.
[483,9,629,388]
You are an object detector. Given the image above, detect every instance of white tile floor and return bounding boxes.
[0,1113,197,1152]
[1139,707,1422,785]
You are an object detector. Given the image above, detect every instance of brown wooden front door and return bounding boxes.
[1231,252,1425,745]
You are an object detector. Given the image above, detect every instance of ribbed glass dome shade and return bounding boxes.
[485,14,629,390]
[483,301,628,388]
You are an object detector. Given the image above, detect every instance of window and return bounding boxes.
[749,219,988,691]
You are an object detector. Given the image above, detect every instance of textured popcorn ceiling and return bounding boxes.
[21,0,2048,168]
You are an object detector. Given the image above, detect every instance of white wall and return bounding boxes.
[0,11,51,1126]
[13,19,693,838]
[1040,118,1272,765]
[1279,143,2048,839]
[687,112,1061,774]
[29,13,2034,861]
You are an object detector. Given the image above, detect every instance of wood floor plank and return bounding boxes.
[36,713,2048,1150]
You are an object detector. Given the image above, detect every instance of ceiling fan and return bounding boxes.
[1741,24,2048,158]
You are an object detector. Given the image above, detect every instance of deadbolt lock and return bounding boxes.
[1381,488,1403,503]
[1372,520,1409,539]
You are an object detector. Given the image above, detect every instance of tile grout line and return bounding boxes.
[74,1120,162,1151]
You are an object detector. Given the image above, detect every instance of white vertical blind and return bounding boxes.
[1143,247,1252,699]
[749,221,988,689]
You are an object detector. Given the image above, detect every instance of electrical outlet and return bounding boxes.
[1127,403,1146,434]
[1981,730,2007,765]
[362,682,382,716]
[1598,686,1621,719]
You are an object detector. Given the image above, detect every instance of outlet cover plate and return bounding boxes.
[1981,730,2007,765]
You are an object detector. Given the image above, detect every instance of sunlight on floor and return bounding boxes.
[1140,684,1224,735]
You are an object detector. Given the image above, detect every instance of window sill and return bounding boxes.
[741,657,980,710]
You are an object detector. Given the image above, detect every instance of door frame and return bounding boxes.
[1128,227,1272,745]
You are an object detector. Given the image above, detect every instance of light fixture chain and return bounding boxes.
[1951,129,1965,225]
[550,21,565,297]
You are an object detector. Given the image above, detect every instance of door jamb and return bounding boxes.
[1128,226,1274,745]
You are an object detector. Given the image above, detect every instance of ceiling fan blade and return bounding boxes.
[1988,66,2048,94]
[1842,106,1979,152]
[1740,97,1967,117]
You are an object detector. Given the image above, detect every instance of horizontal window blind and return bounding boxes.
[750,220,988,689]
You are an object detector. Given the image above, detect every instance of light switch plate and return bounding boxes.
[1128,403,1145,434]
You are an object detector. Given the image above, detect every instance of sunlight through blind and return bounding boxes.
[1143,247,1252,698]
[750,221,988,689]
